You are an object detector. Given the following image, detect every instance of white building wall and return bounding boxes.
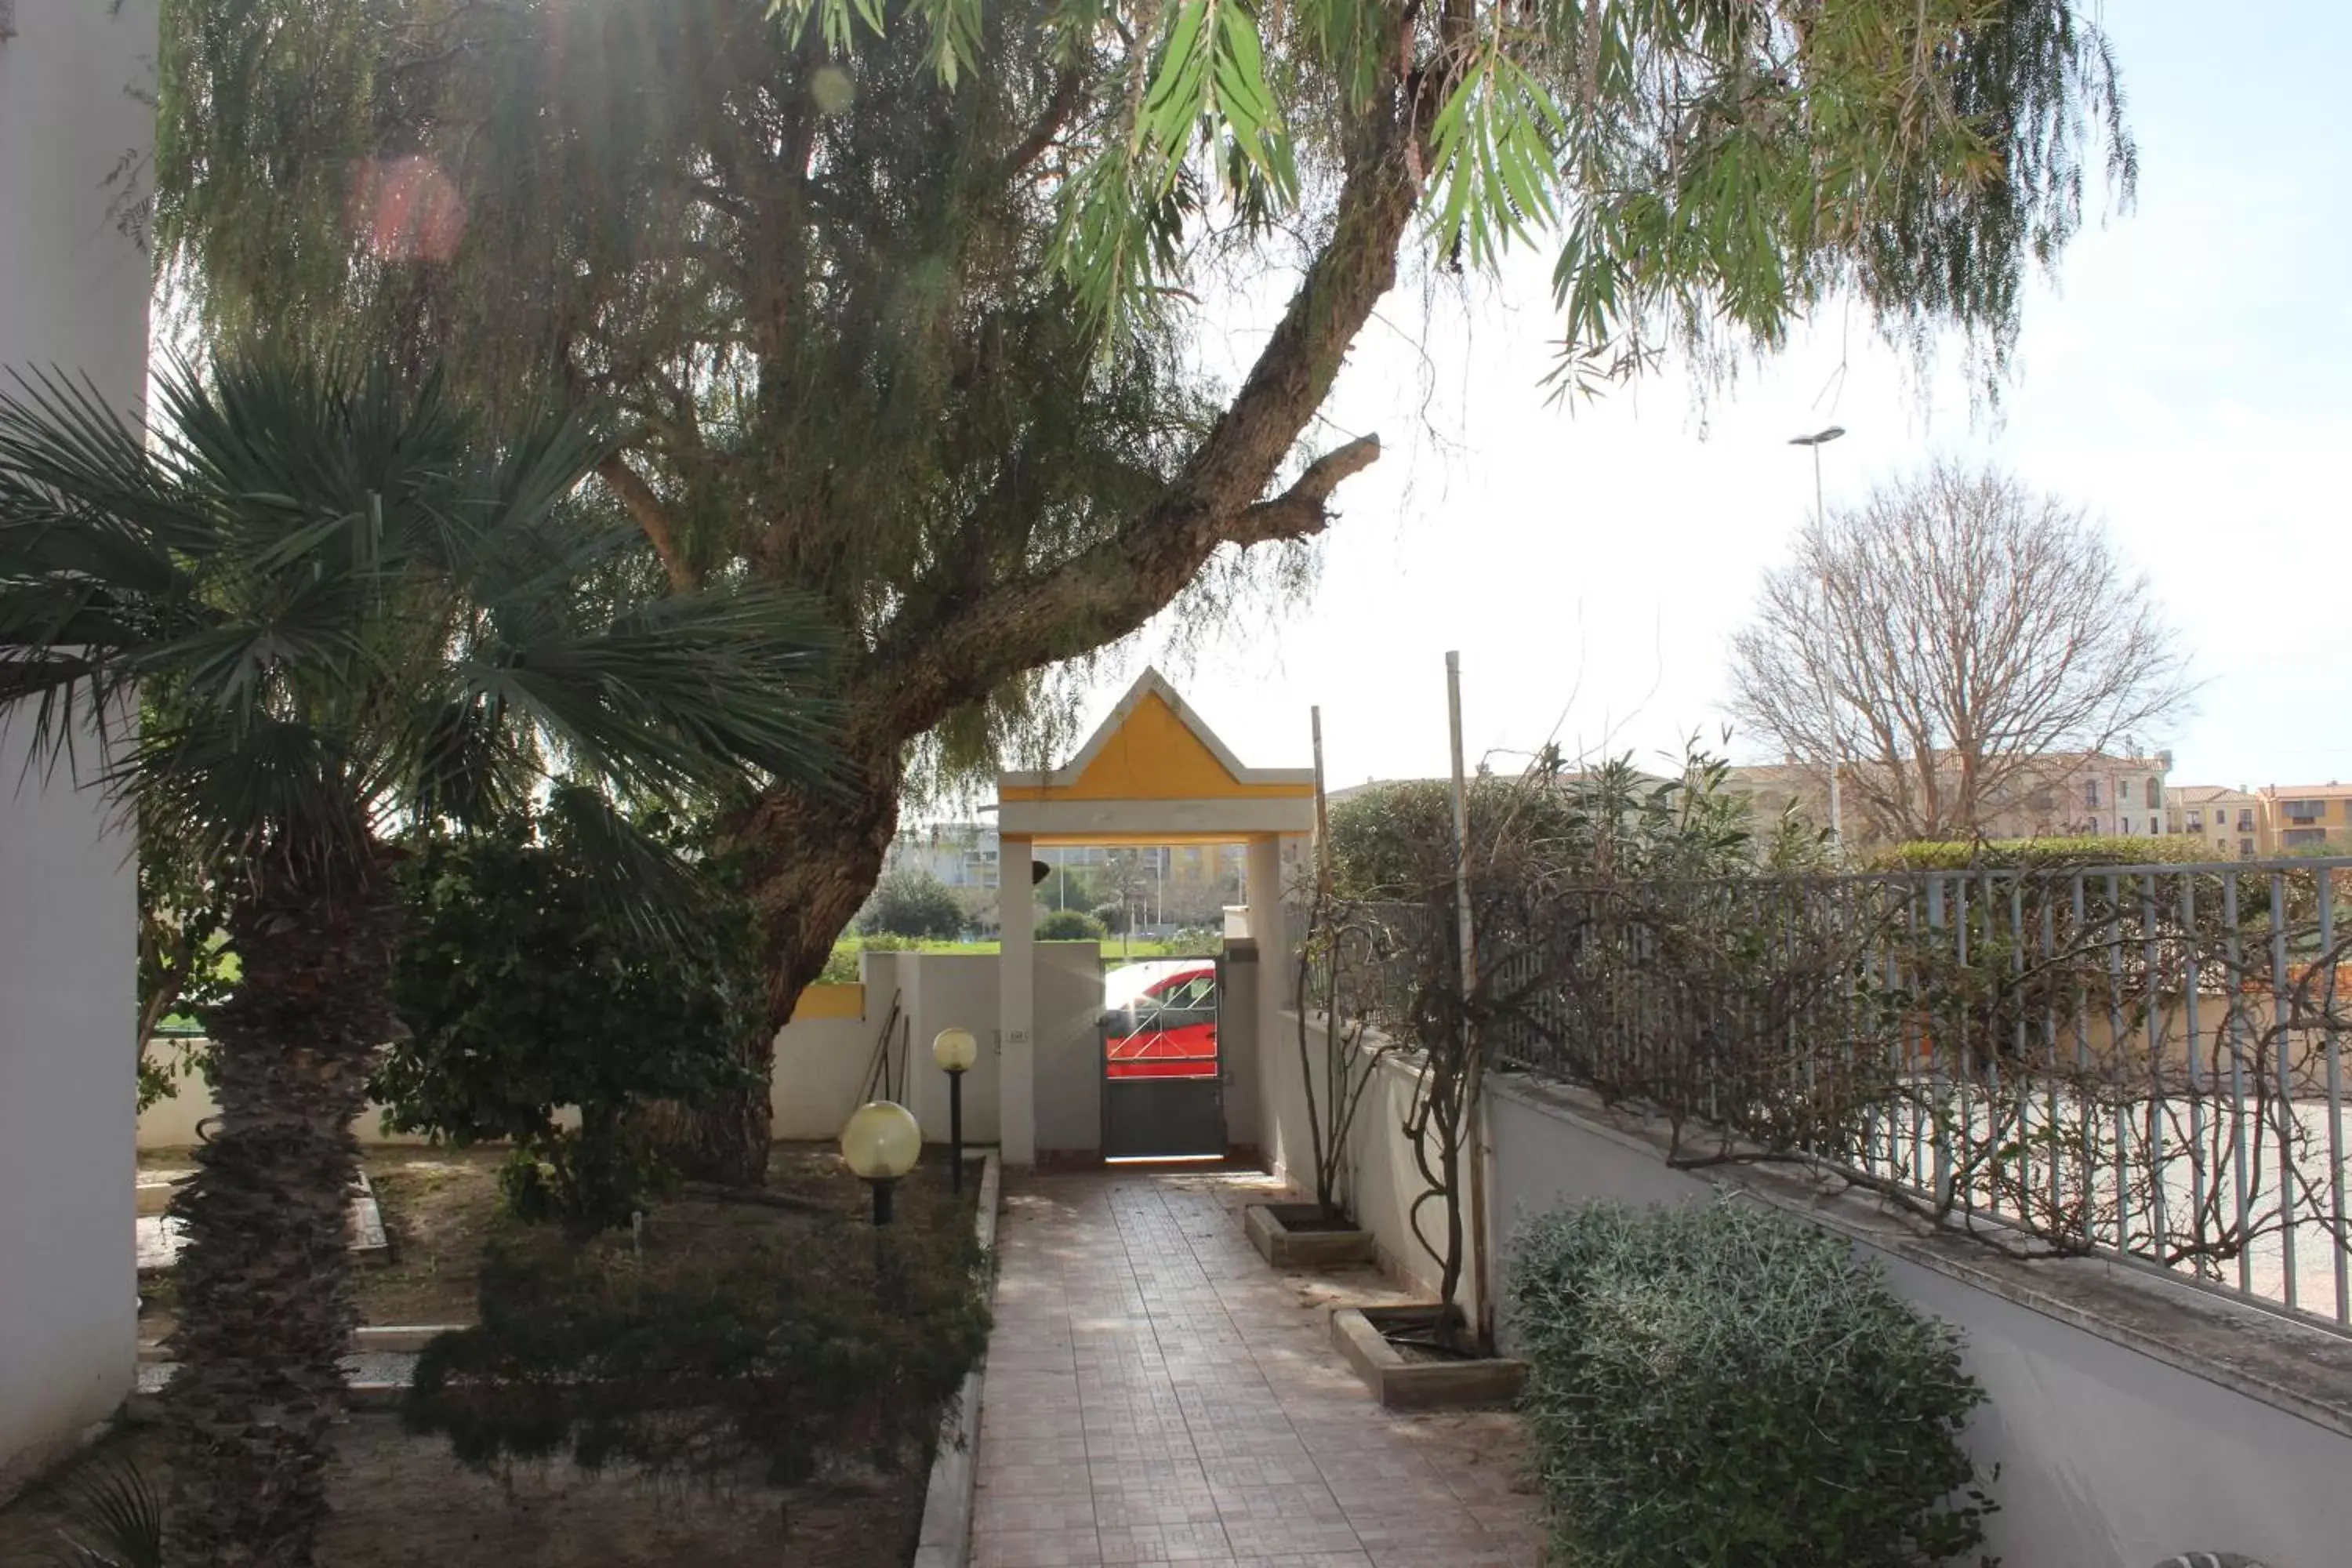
[765,949,1099,1153]
[1485,1080,2352,1568]
[1264,1014,2352,1566]
[0,0,156,1497]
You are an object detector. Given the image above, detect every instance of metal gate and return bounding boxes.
[1101,957,1225,1159]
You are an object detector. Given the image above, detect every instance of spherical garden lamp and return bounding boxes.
[840,1100,922,1227]
[932,1027,978,1194]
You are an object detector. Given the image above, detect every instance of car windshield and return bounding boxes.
[1104,960,1209,1010]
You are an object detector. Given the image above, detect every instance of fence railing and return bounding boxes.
[1340,858,2352,1332]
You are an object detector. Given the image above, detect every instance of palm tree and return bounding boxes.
[0,356,837,1568]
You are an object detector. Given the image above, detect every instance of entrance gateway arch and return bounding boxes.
[993,670,1313,1166]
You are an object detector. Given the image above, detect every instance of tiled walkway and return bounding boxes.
[970,1172,1542,1568]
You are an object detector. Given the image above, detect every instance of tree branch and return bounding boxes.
[858,82,1418,739]
[1232,436,1383,544]
[597,453,699,593]
[999,67,1085,183]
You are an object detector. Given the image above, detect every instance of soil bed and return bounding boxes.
[28,1143,982,1566]
[0,1418,921,1568]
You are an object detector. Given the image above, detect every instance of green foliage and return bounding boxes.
[821,931,920,983]
[740,0,2132,367]
[1872,834,2209,871]
[376,794,764,1234]
[136,788,235,1047]
[405,1189,991,1486]
[1036,909,1109,942]
[154,0,2135,815]
[1509,1199,1994,1568]
[858,869,967,941]
[1327,748,1759,901]
[0,357,839,873]
[1034,865,1102,918]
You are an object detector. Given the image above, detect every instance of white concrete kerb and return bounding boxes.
[912,1149,1001,1568]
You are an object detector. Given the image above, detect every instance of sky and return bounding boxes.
[1069,2,2352,802]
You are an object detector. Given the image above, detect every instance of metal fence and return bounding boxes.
[1345,858,2352,1333]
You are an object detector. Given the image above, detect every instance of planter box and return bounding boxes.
[1244,1201,1376,1269]
[1330,1305,1526,1410]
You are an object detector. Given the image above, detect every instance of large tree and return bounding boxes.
[155,0,2133,1178]
[0,358,833,1566]
[1729,461,2190,842]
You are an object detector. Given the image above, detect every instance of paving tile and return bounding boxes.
[1092,1488,1225,1529]
[973,1492,1101,1534]
[1096,1521,1236,1563]
[971,1526,1104,1567]
[982,1461,1098,1497]
[1217,1518,1369,1558]
[1207,1483,1348,1524]
[971,1174,1541,1568]
[1365,1544,1536,1568]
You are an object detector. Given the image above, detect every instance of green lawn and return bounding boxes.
[162,935,1207,1019]
[821,935,1216,982]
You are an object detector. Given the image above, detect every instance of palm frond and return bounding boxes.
[42,1461,164,1568]
[542,781,731,949]
[468,581,841,802]
[2,349,840,880]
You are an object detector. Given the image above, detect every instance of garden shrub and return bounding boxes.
[858,869,967,940]
[1872,834,2205,871]
[1036,908,1108,941]
[822,931,921,983]
[405,1185,990,1486]
[377,796,763,1234]
[1508,1197,1994,1568]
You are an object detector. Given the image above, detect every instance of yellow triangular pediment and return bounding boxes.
[999,674,1312,804]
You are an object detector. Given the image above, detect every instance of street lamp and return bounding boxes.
[1788,424,1848,842]
[932,1027,978,1194]
[840,1100,921,1226]
[1787,424,1845,527]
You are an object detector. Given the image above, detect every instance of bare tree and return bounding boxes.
[1730,463,2191,843]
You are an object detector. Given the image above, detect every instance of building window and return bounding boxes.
[2149,816,2158,835]
[2084,781,2100,808]
[2145,778,2160,808]
[2087,815,2100,835]
[2187,811,2204,833]
[2238,809,2256,831]
[2240,838,2256,858]
[2284,828,2328,848]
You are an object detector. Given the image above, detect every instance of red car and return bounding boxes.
[1102,960,1219,1080]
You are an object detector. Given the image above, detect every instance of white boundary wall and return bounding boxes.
[1268,1010,2352,1568]
[0,0,156,1497]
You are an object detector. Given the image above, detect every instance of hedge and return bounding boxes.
[1507,1197,1994,1568]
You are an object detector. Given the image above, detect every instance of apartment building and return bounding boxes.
[884,820,1004,892]
[2164,786,2264,859]
[880,825,1242,927]
[2258,784,2352,853]
[1725,750,2173,848]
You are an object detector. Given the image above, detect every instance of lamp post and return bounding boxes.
[840,1100,922,1227]
[1788,424,1847,843]
[932,1026,978,1193]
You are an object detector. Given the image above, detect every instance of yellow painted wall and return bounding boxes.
[999,692,1310,803]
[791,983,865,1022]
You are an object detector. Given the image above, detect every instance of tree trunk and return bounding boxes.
[648,742,906,1185]
[162,848,397,1568]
